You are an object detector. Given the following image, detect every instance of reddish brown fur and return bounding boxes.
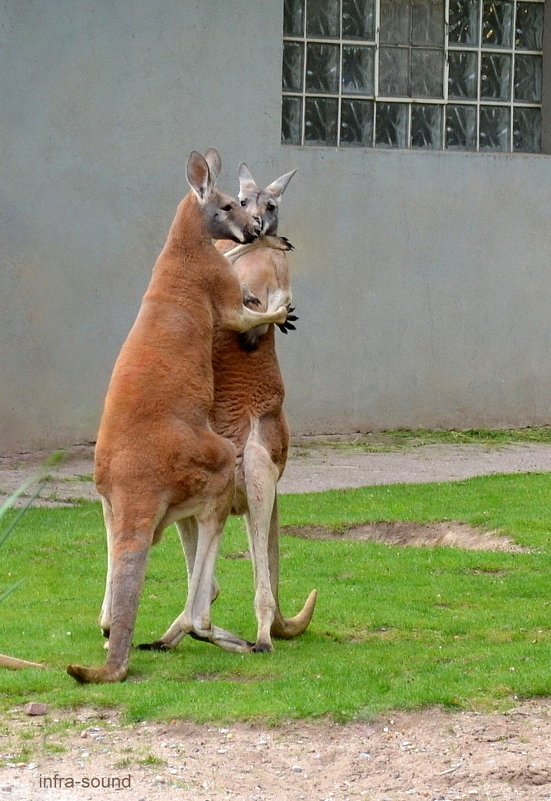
[211,241,316,651]
[95,194,243,509]
[67,151,291,683]
[201,162,316,651]
[211,247,290,490]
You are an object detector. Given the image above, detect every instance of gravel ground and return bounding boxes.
[2,439,551,504]
[2,439,551,801]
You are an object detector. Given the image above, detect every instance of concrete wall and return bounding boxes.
[281,147,551,432]
[2,1,551,452]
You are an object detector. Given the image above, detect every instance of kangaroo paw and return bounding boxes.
[261,235,294,252]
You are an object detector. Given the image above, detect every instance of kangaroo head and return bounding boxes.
[237,163,296,236]
[186,149,261,244]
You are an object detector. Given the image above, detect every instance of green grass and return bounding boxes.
[298,426,551,452]
[2,473,551,723]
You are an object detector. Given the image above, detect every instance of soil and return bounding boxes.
[2,439,551,505]
[282,521,529,553]
[4,701,551,801]
[2,439,551,801]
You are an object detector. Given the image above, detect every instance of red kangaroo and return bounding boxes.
[140,162,317,654]
[67,149,292,683]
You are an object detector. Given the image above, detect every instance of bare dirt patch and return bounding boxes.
[4,702,551,800]
[283,521,529,552]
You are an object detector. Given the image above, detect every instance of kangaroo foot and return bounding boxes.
[189,625,254,653]
[137,640,170,651]
[66,662,128,684]
[252,641,274,654]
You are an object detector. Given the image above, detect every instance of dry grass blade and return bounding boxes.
[0,654,46,670]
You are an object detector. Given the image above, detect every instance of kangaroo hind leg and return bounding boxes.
[269,494,317,640]
[140,509,251,654]
[176,517,220,605]
[242,432,281,653]
[138,516,219,652]
[67,502,160,683]
[99,497,114,643]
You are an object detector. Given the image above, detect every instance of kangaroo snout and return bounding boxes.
[251,216,263,236]
[243,219,262,243]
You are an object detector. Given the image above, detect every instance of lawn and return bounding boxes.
[1,472,551,723]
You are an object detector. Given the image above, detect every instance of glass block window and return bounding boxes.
[282,0,544,152]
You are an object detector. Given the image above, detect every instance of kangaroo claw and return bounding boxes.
[278,236,294,251]
[260,235,294,252]
[277,305,299,334]
[242,284,262,308]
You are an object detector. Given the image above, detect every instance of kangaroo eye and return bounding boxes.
[240,200,247,207]
[267,203,276,212]
[221,204,233,212]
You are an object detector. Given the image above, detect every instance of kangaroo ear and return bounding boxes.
[204,147,221,181]
[266,168,297,199]
[238,162,258,198]
[186,151,213,202]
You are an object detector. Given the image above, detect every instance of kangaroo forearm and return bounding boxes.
[225,235,292,265]
[224,304,287,333]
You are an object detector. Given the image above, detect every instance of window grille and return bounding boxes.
[282,0,544,152]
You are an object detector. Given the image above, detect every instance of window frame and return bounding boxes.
[282,0,545,152]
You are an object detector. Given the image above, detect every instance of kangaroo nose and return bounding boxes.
[253,217,262,235]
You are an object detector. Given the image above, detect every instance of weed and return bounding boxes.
[301,427,551,453]
[138,754,165,767]
[114,757,133,769]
